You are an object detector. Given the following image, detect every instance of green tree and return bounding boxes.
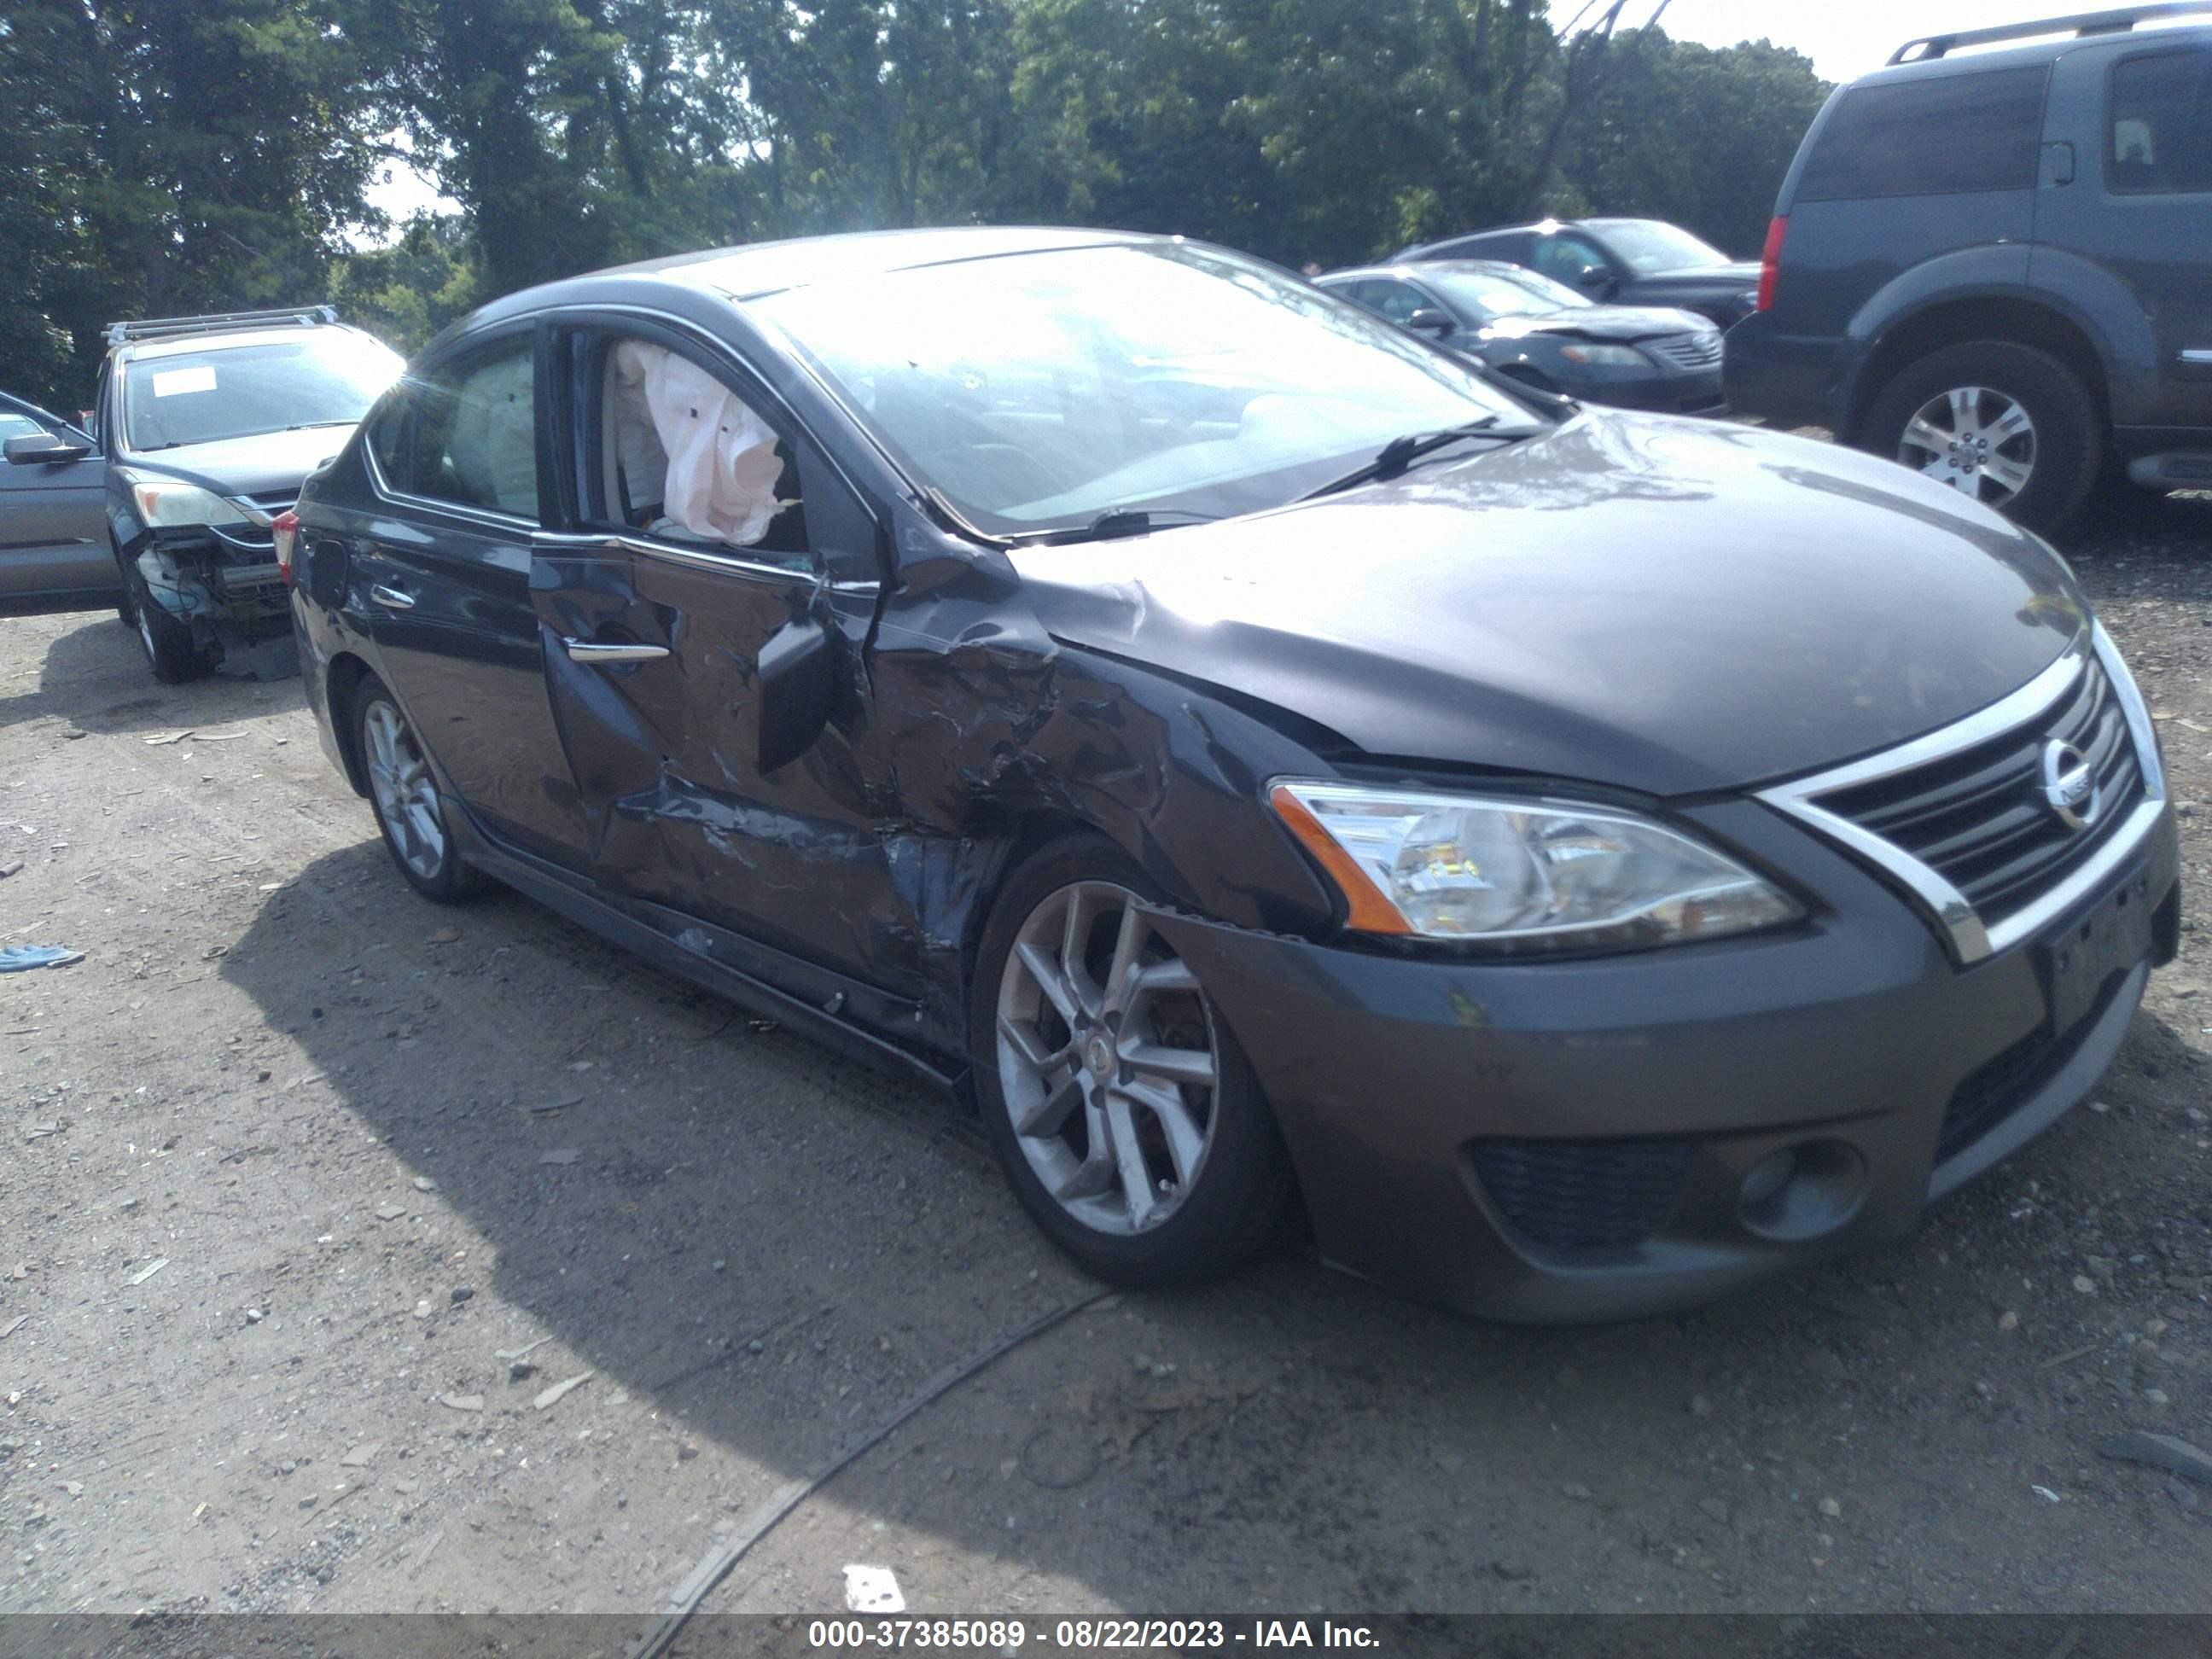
[1557,27,1831,257]
[0,0,384,408]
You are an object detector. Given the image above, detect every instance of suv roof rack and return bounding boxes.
[1891,2,2212,63]
[104,305,339,348]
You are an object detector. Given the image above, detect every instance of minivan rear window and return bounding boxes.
[2109,49,2212,195]
[1795,66,2048,201]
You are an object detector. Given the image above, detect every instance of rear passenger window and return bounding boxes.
[409,335,539,519]
[1796,66,2048,201]
[2109,49,2212,195]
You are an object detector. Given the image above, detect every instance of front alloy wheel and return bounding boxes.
[973,837,1295,1286]
[996,880,1220,1236]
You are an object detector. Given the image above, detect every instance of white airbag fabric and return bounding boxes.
[610,341,785,545]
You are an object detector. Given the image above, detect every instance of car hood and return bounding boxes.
[120,425,356,499]
[1481,306,1711,344]
[1010,411,2086,796]
[1627,260,1762,297]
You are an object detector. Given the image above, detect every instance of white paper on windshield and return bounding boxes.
[609,341,785,545]
[151,365,217,398]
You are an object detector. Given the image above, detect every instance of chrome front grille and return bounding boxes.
[1811,655,2139,920]
[1757,635,2167,964]
[1650,332,1722,371]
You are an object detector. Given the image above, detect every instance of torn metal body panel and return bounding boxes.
[289,229,2180,1324]
[127,530,294,677]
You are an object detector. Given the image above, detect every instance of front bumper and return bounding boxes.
[1150,797,2179,1324]
[1590,365,1727,417]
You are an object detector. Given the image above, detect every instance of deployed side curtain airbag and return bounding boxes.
[609,341,786,546]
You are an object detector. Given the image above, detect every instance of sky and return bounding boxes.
[353,3,2105,241]
[1625,0,2102,80]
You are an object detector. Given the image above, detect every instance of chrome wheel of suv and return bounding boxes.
[1898,385,2035,508]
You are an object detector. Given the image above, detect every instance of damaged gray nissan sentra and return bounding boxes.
[284,228,2179,1323]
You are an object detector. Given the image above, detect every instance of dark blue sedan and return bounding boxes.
[1318,259,1726,415]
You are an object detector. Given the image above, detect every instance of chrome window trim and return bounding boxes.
[362,437,543,537]
[1755,631,2166,966]
[527,527,836,588]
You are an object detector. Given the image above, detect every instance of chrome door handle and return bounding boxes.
[564,638,669,664]
[370,583,415,609]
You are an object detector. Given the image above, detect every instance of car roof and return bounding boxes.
[114,324,384,364]
[1869,11,2209,82]
[1322,259,1534,282]
[474,225,1161,320]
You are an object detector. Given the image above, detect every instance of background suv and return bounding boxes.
[1725,5,2212,531]
[92,306,403,682]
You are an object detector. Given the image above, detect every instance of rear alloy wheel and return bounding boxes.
[1862,341,2100,532]
[972,837,1295,1285]
[357,677,487,903]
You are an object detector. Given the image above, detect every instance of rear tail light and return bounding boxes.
[272,509,301,586]
[1755,216,1787,311]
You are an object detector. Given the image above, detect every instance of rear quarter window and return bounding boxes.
[2108,48,2212,194]
[363,386,413,490]
[1796,65,2049,201]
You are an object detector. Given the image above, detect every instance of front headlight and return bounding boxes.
[116,467,250,529]
[1557,342,1648,368]
[1270,780,1802,951]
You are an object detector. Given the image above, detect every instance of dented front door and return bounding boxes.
[528,530,897,985]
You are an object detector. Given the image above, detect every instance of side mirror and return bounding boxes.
[1576,268,1617,298]
[4,432,90,466]
[756,610,837,774]
[1406,308,1456,336]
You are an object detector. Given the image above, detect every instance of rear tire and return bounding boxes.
[356,674,490,904]
[1860,341,2101,533]
[969,833,1297,1287]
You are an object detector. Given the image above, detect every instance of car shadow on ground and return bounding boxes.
[0,609,300,736]
[209,829,2212,1613]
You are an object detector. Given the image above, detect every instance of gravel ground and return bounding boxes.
[1,486,2209,1621]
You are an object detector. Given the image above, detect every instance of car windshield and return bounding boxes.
[1586,219,1731,273]
[1423,267,1590,320]
[752,243,1526,536]
[123,334,405,451]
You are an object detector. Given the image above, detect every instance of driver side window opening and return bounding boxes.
[1532,235,1606,287]
[591,333,809,564]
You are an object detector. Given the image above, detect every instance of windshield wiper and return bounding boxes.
[281,420,358,431]
[1300,416,1517,501]
[1007,508,1222,547]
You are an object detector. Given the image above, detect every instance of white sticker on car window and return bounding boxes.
[151,365,217,397]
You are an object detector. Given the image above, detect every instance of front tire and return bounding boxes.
[357,675,488,904]
[120,559,210,684]
[1860,341,2101,532]
[970,835,1296,1287]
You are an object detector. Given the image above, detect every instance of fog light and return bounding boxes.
[1740,1148,1797,1209]
[1738,1138,1866,1242]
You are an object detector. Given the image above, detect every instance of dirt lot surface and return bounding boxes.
[3,489,2210,1626]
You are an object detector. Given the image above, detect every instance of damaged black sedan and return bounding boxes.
[288,230,2179,1323]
